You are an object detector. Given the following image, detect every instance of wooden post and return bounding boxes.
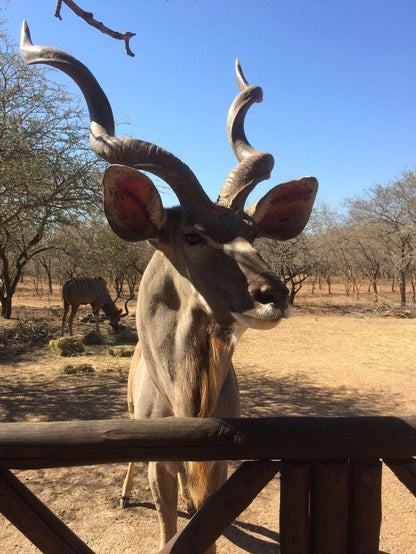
[0,469,94,554]
[279,461,311,554]
[349,459,382,554]
[311,461,349,554]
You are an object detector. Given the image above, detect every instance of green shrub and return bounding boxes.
[0,318,58,358]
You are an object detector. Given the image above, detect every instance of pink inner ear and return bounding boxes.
[114,177,154,234]
[255,179,317,239]
[258,196,306,231]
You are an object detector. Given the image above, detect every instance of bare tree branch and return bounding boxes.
[54,0,136,57]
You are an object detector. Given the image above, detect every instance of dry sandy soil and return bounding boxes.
[0,284,415,553]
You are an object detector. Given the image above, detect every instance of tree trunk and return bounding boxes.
[47,272,53,294]
[0,264,24,320]
[399,270,406,307]
[371,277,378,300]
[40,259,53,294]
[1,296,12,319]
[326,277,332,295]
[411,278,416,304]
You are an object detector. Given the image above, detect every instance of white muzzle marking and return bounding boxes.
[232,301,291,330]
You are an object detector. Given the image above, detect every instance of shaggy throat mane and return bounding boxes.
[180,329,234,418]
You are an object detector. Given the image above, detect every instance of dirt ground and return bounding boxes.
[0,283,415,553]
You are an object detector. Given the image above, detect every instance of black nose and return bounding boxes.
[254,283,289,306]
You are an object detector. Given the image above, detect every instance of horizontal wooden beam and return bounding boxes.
[0,417,415,469]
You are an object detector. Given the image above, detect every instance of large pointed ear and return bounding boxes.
[246,177,318,240]
[102,164,165,242]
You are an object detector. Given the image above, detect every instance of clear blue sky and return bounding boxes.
[2,0,416,209]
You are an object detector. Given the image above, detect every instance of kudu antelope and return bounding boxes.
[21,21,318,552]
[62,277,123,336]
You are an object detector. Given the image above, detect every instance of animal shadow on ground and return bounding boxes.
[224,520,280,553]
[134,501,280,553]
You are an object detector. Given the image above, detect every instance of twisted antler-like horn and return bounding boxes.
[20,21,211,208]
[217,59,274,210]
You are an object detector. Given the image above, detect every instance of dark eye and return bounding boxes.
[184,232,204,245]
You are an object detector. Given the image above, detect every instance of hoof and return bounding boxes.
[120,497,129,509]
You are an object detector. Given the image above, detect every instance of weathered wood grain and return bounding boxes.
[0,416,415,469]
[280,461,311,554]
[349,459,382,554]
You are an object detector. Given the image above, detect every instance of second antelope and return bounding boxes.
[22,22,318,553]
[61,276,123,336]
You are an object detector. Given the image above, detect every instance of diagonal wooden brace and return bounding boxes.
[159,460,280,554]
[0,469,93,554]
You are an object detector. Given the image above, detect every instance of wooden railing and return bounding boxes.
[0,416,415,553]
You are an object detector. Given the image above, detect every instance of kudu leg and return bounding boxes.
[121,346,140,508]
[173,461,226,554]
[197,461,227,554]
[200,461,227,554]
[61,304,69,336]
[149,461,178,548]
[178,471,196,516]
[93,310,101,334]
[67,305,79,337]
[120,462,135,508]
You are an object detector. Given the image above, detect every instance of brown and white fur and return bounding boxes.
[106,166,315,552]
[21,22,318,552]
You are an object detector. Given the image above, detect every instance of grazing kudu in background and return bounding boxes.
[61,277,122,336]
[21,21,318,552]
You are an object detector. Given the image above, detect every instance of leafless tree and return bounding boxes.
[346,169,416,307]
[0,27,103,317]
[305,203,342,295]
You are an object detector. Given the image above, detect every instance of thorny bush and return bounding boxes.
[0,317,59,358]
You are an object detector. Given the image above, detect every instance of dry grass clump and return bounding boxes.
[107,323,123,336]
[112,326,138,343]
[82,330,104,345]
[49,337,85,357]
[58,363,95,375]
[108,323,138,344]
[107,345,135,358]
